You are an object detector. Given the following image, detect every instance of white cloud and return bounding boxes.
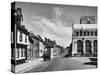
[31,16,72,47]
[30,7,72,47]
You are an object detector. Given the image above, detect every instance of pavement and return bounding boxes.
[15,58,43,73]
[23,57,97,73]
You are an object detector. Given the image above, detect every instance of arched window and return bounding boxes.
[77,40,83,54]
[85,40,92,55]
[93,40,97,53]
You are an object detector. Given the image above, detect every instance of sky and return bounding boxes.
[16,2,97,48]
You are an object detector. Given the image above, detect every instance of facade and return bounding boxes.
[39,42,44,57]
[28,32,40,60]
[51,45,62,58]
[80,16,95,24]
[11,24,29,65]
[72,24,97,57]
[11,3,29,65]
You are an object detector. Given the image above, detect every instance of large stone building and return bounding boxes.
[72,24,97,57]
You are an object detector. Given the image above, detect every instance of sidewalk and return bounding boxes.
[15,58,43,73]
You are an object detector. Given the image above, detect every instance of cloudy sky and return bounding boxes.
[16,2,97,47]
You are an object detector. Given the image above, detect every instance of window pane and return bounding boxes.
[84,32,86,36]
[21,48,23,57]
[91,31,93,36]
[20,32,22,41]
[17,48,19,58]
[25,35,27,43]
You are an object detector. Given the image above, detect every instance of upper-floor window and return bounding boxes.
[87,31,90,36]
[95,31,97,36]
[76,32,79,36]
[91,31,93,36]
[19,32,22,42]
[80,30,82,36]
[84,31,86,36]
[25,35,27,43]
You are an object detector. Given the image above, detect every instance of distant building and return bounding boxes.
[72,24,97,57]
[51,45,62,58]
[39,41,45,57]
[28,32,40,60]
[80,16,95,24]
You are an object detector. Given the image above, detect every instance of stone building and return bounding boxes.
[72,24,97,57]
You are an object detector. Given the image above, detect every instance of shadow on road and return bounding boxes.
[83,57,97,68]
[84,62,97,66]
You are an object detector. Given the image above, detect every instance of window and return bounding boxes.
[80,30,82,36]
[23,49,26,57]
[21,48,23,57]
[87,31,90,36]
[19,32,22,42]
[76,32,79,36]
[17,48,19,58]
[11,48,15,58]
[95,31,97,36]
[84,31,86,36]
[25,35,27,43]
[23,48,25,57]
[91,31,93,36]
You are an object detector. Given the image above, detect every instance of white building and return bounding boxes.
[39,42,44,57]
[72,24,97,57]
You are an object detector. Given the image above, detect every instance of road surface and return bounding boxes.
[24,57,96,73]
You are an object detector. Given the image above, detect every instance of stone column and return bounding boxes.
[91,40,94,55]
[83,40,85,56]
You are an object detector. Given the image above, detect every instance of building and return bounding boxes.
[39,41,45,57]
[11,24,29,65]
[72,24,97,57]
[51,45,62,58]
[80,16,95,24]
[28,32,40,60]
[11,3,29,65]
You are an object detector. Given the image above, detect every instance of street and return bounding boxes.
[24,57,96,73]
